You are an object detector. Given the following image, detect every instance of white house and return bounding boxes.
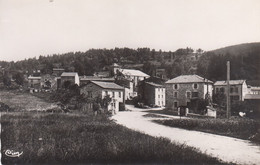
[60,72,80,87]
[80,81,124,114]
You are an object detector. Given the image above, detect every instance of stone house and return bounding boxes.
[80,81,124,113]
[60,72,80,87]
[214,80,248,102]
[165,75,213,109]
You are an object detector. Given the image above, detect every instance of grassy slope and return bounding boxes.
[0,90,227,164]
[1,112,226,164]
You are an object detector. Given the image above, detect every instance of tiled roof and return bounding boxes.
[120,69,150,77]
[165,75,213,84]
[214,80,245,86]
[146,82,164,87]
[28,76,41,79]
[80,76,115,82]
[91,81,124,90]
[61,72,78,77]
[53,68,65,71]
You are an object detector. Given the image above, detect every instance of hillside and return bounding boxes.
[210,42,260,56]
[197,42,260,81]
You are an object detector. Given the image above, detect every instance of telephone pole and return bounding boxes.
[227,61,231,119]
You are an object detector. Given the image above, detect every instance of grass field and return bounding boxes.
[1,90,227,164]
[0,90,57,111]
[154,118,260,144]
[1,112,227,164]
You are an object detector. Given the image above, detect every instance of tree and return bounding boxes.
[13,72,24,85]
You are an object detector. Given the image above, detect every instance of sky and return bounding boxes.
[0,0,260,61]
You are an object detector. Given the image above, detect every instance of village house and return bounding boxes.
[60,72,80,87]
[112,63,150,99]
[28,76,42,92]
[80,81,124,114]
[214,80,248,102]
[142,82,166,107]
[79,76,115,85]
[165,75,213,109]
[52,68,65,76]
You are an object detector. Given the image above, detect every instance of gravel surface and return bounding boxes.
[112,105,260,165]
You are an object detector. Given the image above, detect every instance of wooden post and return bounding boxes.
[227,61,231,119]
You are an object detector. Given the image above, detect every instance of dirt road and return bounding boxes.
[112,105,260,165]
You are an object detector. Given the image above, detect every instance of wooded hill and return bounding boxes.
[1,42,260,85]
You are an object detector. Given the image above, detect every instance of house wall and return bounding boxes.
[61,76,75,86]
[166,82,208,109]
[143,84,155,106]
[155,87,165,106]
[214,84,244,101]
[75,74,80,86]
[80,83,123,113]
[203,84,213,99]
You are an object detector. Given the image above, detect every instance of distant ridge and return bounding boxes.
[209,42,260,56]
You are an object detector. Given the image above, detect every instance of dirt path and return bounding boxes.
[111,105,260,165]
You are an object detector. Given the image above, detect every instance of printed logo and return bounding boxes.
[5,149,23,158]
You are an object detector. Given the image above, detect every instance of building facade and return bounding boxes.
[165,75,213,109]
[143,82,165,107]
[80,81,124,113]
[214,80,248,102]
[60,72,80,87]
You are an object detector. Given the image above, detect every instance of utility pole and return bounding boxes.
[227,61,231,119]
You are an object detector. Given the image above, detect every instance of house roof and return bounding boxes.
[244,94,260,100]
[165,75,213,84]
[120,69,150,77]
[61,72,78,77]
[214,80,246,86]
[28,76,41,79]
[145,82,164,87]
[90,81,124,90]
[80,76,114,82]
[53,68,65,71]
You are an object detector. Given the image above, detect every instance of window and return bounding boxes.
[231,95,239,102]
[112,91,115,97]
[158,101,160,105]
[220,87,225,93]
[87,91,92,98]
[158,95,160,98]
[216,88,219,93]
[193,83,198,89]
[162,95,163,98]
[234,87,238,93]
[230,88,233,93]
[186,91,191,98]
[174,101,178,108]
[174,84,178,90]
[105,91,108,95]
[119,92,121,98]
[162,101,164,105]
[174,92,178,98]
[192,92,199,98]
[158,88,160,92]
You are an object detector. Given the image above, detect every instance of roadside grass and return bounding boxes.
[1,112,228,164]
[145,108,179,116]
[143,113,169,118]
[154,118,260,144]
